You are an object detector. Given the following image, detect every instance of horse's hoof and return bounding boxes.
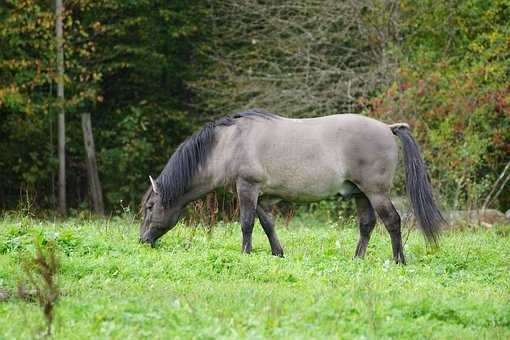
[395,256,406,265]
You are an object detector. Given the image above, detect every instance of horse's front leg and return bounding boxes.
[236,178,260,254]
[256,204,284,257]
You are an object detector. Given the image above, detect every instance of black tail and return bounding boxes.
[390,124,446,245]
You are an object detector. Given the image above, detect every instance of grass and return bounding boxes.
[0,213,509,339]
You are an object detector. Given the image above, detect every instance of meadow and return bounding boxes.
[0,214,509,339]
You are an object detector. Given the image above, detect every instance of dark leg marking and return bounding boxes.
[353,193,377,259]
[368,193,406,265]
[236,178,260,254]
[256,204,284,257]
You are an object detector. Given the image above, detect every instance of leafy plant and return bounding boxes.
[18,239,60,337]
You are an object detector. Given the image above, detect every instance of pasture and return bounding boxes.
[1,215,509,339]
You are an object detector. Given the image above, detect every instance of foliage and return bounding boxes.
[0,0,208,210]
[0,216,509,337]
[0,0,509,213]
[365,0,510,209]
[0,0,57,207]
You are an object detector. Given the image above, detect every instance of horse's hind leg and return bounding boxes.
[236,178,260,254]
[367,193,406,264]
[256,204,284,257]
[354,193,376,259]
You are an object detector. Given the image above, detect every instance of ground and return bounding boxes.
[0,214,509,339]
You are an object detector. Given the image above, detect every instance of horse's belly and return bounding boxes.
[261,165,348,202]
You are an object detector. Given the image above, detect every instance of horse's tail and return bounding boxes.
[389,123,446,246]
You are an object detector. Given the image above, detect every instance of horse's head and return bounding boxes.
[139,176,181,247]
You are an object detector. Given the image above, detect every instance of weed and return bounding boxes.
[18,239,60,337]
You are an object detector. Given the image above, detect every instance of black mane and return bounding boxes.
[156,109,277,207]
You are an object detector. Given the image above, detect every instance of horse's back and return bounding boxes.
[261,114,398,173]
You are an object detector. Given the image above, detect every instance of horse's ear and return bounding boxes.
[149,175,159,194]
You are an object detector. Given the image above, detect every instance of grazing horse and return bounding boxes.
[139,110,445,264]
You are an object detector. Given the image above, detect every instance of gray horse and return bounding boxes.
[139,110,445,264]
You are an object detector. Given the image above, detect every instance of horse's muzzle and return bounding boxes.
[139,235,156,248]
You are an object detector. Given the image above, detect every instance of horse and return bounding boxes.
[139,109,445,264]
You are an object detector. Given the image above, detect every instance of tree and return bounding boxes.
[194,0,400,117]
[0,0,210,211]
[55,0,66,215]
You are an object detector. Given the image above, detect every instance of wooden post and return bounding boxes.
[81,113,105,215]
[56,0,66,215]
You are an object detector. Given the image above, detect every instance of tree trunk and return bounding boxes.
[81,113,105,215]
[56,0,66,215]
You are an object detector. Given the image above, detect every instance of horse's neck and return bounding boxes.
[176,170,216,208]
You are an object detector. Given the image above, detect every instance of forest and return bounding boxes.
[1,0,509,215]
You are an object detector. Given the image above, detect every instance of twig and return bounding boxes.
[482,160,510,210]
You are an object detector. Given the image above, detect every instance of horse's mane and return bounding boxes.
[154,109,278,207]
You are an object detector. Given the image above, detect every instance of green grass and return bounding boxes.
[1,214,509,339]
